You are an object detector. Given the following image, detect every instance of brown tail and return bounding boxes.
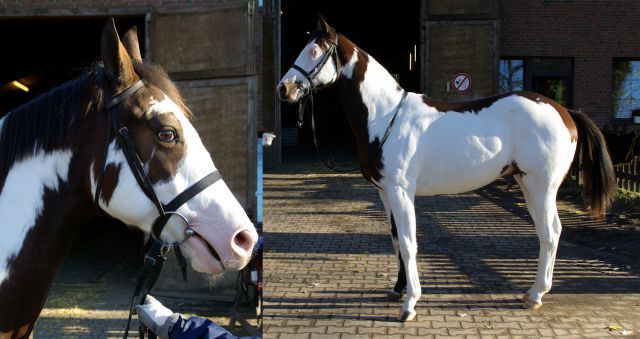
[569,110,617,219]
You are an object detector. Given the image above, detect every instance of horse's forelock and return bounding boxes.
[131,61,194,121]
[307,30,336,51]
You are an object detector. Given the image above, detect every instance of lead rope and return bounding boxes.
[299,91,360,172]
[298,90,409,173]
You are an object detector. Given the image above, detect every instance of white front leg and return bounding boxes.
[384,185,420,321]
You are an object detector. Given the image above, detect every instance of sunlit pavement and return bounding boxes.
[263,162,640,338]
[33,222,257,338]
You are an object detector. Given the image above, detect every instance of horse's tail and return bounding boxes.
[569,109,617,219]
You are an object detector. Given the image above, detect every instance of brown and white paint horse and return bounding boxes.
[0,20,257,337]
[278,17,616,321]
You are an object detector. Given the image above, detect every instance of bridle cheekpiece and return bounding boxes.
[94,70,223,338]
[291,33,341,97]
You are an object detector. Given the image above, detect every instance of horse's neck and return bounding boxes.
[336,38,405,161]
[0,180,90,332]
[0,81,99,332]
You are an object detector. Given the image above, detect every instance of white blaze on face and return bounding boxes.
[150,96,257,274]
[279,39,338,100]
[0,150,73,284]
[98,95,256,274]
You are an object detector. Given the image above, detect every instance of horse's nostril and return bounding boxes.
[233,230,254,254]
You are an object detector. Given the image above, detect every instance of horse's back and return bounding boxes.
[387,93,576,195]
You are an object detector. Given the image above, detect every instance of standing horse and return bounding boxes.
[278,17,616,321]
[0,20,257,337]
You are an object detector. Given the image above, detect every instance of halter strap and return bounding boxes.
[106,80,145,110]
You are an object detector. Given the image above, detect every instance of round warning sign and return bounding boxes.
[451,73,471,93]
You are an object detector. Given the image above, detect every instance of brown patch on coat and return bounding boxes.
[0,154,94,335]
[422,91,578,142]
[332,34,387,183]
[515,91,577,142]
[422,92,513,114]
[109,84,187,185]
[99,163,122,205]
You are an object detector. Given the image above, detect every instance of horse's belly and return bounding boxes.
[415,135,511,196]
[416,166,500,195]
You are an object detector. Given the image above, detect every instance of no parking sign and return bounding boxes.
[451,73,471,93]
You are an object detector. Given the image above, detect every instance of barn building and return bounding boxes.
[0,0,638,313]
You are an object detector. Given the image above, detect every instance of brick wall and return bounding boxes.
[500,0,640,128]
[0,0,241,15]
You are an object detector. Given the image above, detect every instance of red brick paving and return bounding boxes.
[263,164,640,338]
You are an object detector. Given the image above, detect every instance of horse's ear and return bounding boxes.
[100,18,139,93]
[122,26,143,62]
[317,15,332,33]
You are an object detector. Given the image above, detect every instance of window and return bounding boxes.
[499,59,524,93]
[499,57,573,107]
[613,59,640,119]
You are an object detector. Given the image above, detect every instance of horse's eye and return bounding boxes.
[157,128,177,142]
[311,49,318,56]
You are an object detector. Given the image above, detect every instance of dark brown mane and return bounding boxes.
[308,30,336,50]
[0,71,99,182]
[0,61,192,188]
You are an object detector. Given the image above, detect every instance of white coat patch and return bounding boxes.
[0,150,73,283]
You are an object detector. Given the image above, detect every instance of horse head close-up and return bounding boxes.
[0,18,257,336]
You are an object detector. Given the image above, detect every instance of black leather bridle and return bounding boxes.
[292,33,341,108]
[94,72,223,339]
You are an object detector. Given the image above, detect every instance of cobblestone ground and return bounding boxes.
[263,162,640,338]
[33,223,257,338]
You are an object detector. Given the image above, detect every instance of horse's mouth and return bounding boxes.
[190,231,223,269]
[205,239,222,263]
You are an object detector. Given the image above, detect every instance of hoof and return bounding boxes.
[397,310,416,322]
[522,294,542,310]
[387,290,403,301]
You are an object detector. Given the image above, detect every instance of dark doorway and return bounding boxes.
[280,0,421,162]
[532,76,572,107]
[0,17,145,116]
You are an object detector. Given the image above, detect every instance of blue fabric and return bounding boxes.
[168,315,260,339]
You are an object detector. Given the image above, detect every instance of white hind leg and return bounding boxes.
[518,174,562,309]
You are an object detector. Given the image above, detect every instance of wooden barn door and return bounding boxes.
[422,0,499,101]
[150,3,258,210]
[147,2,259,299]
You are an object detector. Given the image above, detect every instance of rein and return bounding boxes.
[94,72,223,339]
[296,79,408,174]
[294,34,359,172]
[292,34,408,175]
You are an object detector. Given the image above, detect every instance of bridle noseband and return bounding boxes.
[94,71,223,338]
